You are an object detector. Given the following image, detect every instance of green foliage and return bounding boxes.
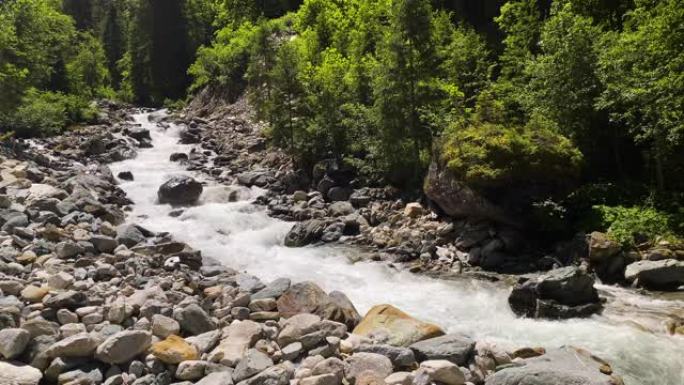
[525,2,603,143]
[591,205,676,247]
[441,115,583,194]
[66,32,111,98]
[0,89,95,138]
[495,0,541,80]
[597,0,684,190]
[189,22,260,95]
[0,0,76,110]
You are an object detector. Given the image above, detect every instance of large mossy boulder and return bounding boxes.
[353,304,444,347]
[426,121,582,225]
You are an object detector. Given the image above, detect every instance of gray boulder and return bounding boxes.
[233,349,274,382]
[508,266,601,319]
[0,361,43,385]
[0,328,31,359]
[284,220,326,247]
[251,278,291,300]
[484,347,621,385]
[95,330,152,364]
[409,334,475,366]
[157,176,203,205]
[115,224,146,248]
[277,281,360,329]
[175,303,217,335]
[357,343,416,368]
[624,259,684,290]
[424,160,514,225]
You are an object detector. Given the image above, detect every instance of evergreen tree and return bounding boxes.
[372,0,439,184]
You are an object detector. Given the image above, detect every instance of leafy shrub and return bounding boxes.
[188,22,259,94]
[592,205,675,247]
[0,89,96,138]
[441,114,583,195]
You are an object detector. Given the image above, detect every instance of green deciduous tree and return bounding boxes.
[597,0,684,190]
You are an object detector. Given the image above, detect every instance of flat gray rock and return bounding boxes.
[484,347,620,385]
[95,330,152,364]
[409,334,475,366]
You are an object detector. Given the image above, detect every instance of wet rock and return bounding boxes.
[124,126,151,142]
[0,328,31,359]
[170,153,189,162]
[117,171,134,181]
[151,335,199,364]
[484,347,620,385]
[0,361,42,385]
[284,220,326,247]
[158,176,203,205]
[95,330,152,364]
[353,304,444,347]
[409,334,475,366]
[180,127,202,144]
[508,266,602,319]
[624,259,684,290]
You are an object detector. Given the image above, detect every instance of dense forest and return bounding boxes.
[0,0,682,245]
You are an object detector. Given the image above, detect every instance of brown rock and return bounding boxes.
[588,232,621,262]
[151,335,199,364]
[277,282,361,329]
[353,304,444,347]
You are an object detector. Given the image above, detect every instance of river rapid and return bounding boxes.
[109,112,684,385]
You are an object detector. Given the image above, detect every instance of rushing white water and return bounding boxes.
[110,112,684,385]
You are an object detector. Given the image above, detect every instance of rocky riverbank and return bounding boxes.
[180,96,684,295]
[0,105,632,385]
